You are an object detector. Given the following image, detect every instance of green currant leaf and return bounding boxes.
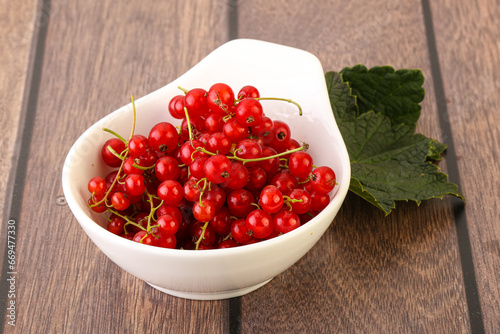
[340,65,425,129]
[325,71,357,123]
[326,69,464,215]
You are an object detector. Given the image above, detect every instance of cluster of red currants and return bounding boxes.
[87,83,336,250]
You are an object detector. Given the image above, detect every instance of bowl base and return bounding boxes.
[147,278,273,300]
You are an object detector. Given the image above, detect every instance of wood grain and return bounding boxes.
[0,0,38,257]
[431,0,500,332]
[7,1,230,333]
[238,0,470,332]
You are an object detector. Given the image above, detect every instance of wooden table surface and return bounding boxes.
[1,0,499,333]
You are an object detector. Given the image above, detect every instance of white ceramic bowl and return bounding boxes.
[62,39,351,300]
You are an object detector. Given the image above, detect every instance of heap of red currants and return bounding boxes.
[87,83,337,250]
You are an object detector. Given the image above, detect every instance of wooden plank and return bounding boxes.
[431,0,500,332]
[8,1,230,333]
[0,0,38,242]
[0,0,38,330]
[237,0,470,332]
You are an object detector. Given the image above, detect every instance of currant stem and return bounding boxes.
[129,95,136,141]
[102,128,127,144]
[184,107,194,143]
[194,145,306,164]
[255,97,302,116]
[194,221,210,250]
[177,86,189,94]
[107,209,145,234]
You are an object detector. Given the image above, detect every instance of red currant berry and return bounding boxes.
[217,239,239,249]
[157,180,184,205]
[288,188,312,214]
[107,215,125,235]
[269,120,291,152]
[88,176,107,195]
[235,98,263,127]
[128,134,149,157]
[101,138,126,167]
[111,191,130,211]
[260,185,284,213]
[235,139,262,166]
[274,210,301,234]
[245,166,267,192]
[209,207,233,235]
[124,174,145,197]
[237,85,260,100]
[203,154,232,184]
[155,156,180,181]
[246,209,274,239]
[156,214,180,235]
[310,190,330,211]
[155,232,177,249]
[206,132,232,155]
[148,122,178,154]
[132,231,155,246]
[202,184,227,211]
[179,140,206,166]
[223,118,250,143]
[192,199,216,222]
[310,166,336,193]
[184,88,209,118]
[168,95,186,119]
[230,219,253,244]
[207,83,235,114]
[271,171,299,195]
[288,151,314,178]
[251,116,274,144]
[227,189,255,218]
[204,112,224,132]
[221,162,249,190]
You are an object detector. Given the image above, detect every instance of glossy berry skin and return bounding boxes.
[148,122,179,154]
[260,185,284,214]
[124,174,146,197]
[251,116,274,144]
[204,112,224,132]
[274,210,301,234]
[227,189,255,218]
[310,190,330,211]
[269,120,291,152]
[246,166,267,192]
[222,162,249,190]
[288,151,314,178]
[203,154,232,184]
[106,216,125,235]
[288,188,312,214]
[155,232,177,249]
[101,138,126,167]
[155,156,180,181]
[235,139,262,166]
[217,239,239,249]
[258,146,280,178]
[179,140,206,166]
[123,157,144,176]
[246,209,274,239]
[271,171,299,195]
[192,199,216,222]
[209,207,233,235]
[189,156,208,179]
[310,166,336,193]
[110,192,130,211]
[184,88,209,118]
[230,219,253,244]
[88,193,106,213]
[157,180,184,205]
[206,132,231,155]
[168,95,186,119]
[183,178,201,202]
[237,85,260,100]
[202,185,226,211]
[222,118,250,143]
[128,134,149,157]
[207,83,235,114]
[235,98,263,127]
[156,204,183,223]
[156,214,179,235]
[88,176,107,195]
[132,231,156,246]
